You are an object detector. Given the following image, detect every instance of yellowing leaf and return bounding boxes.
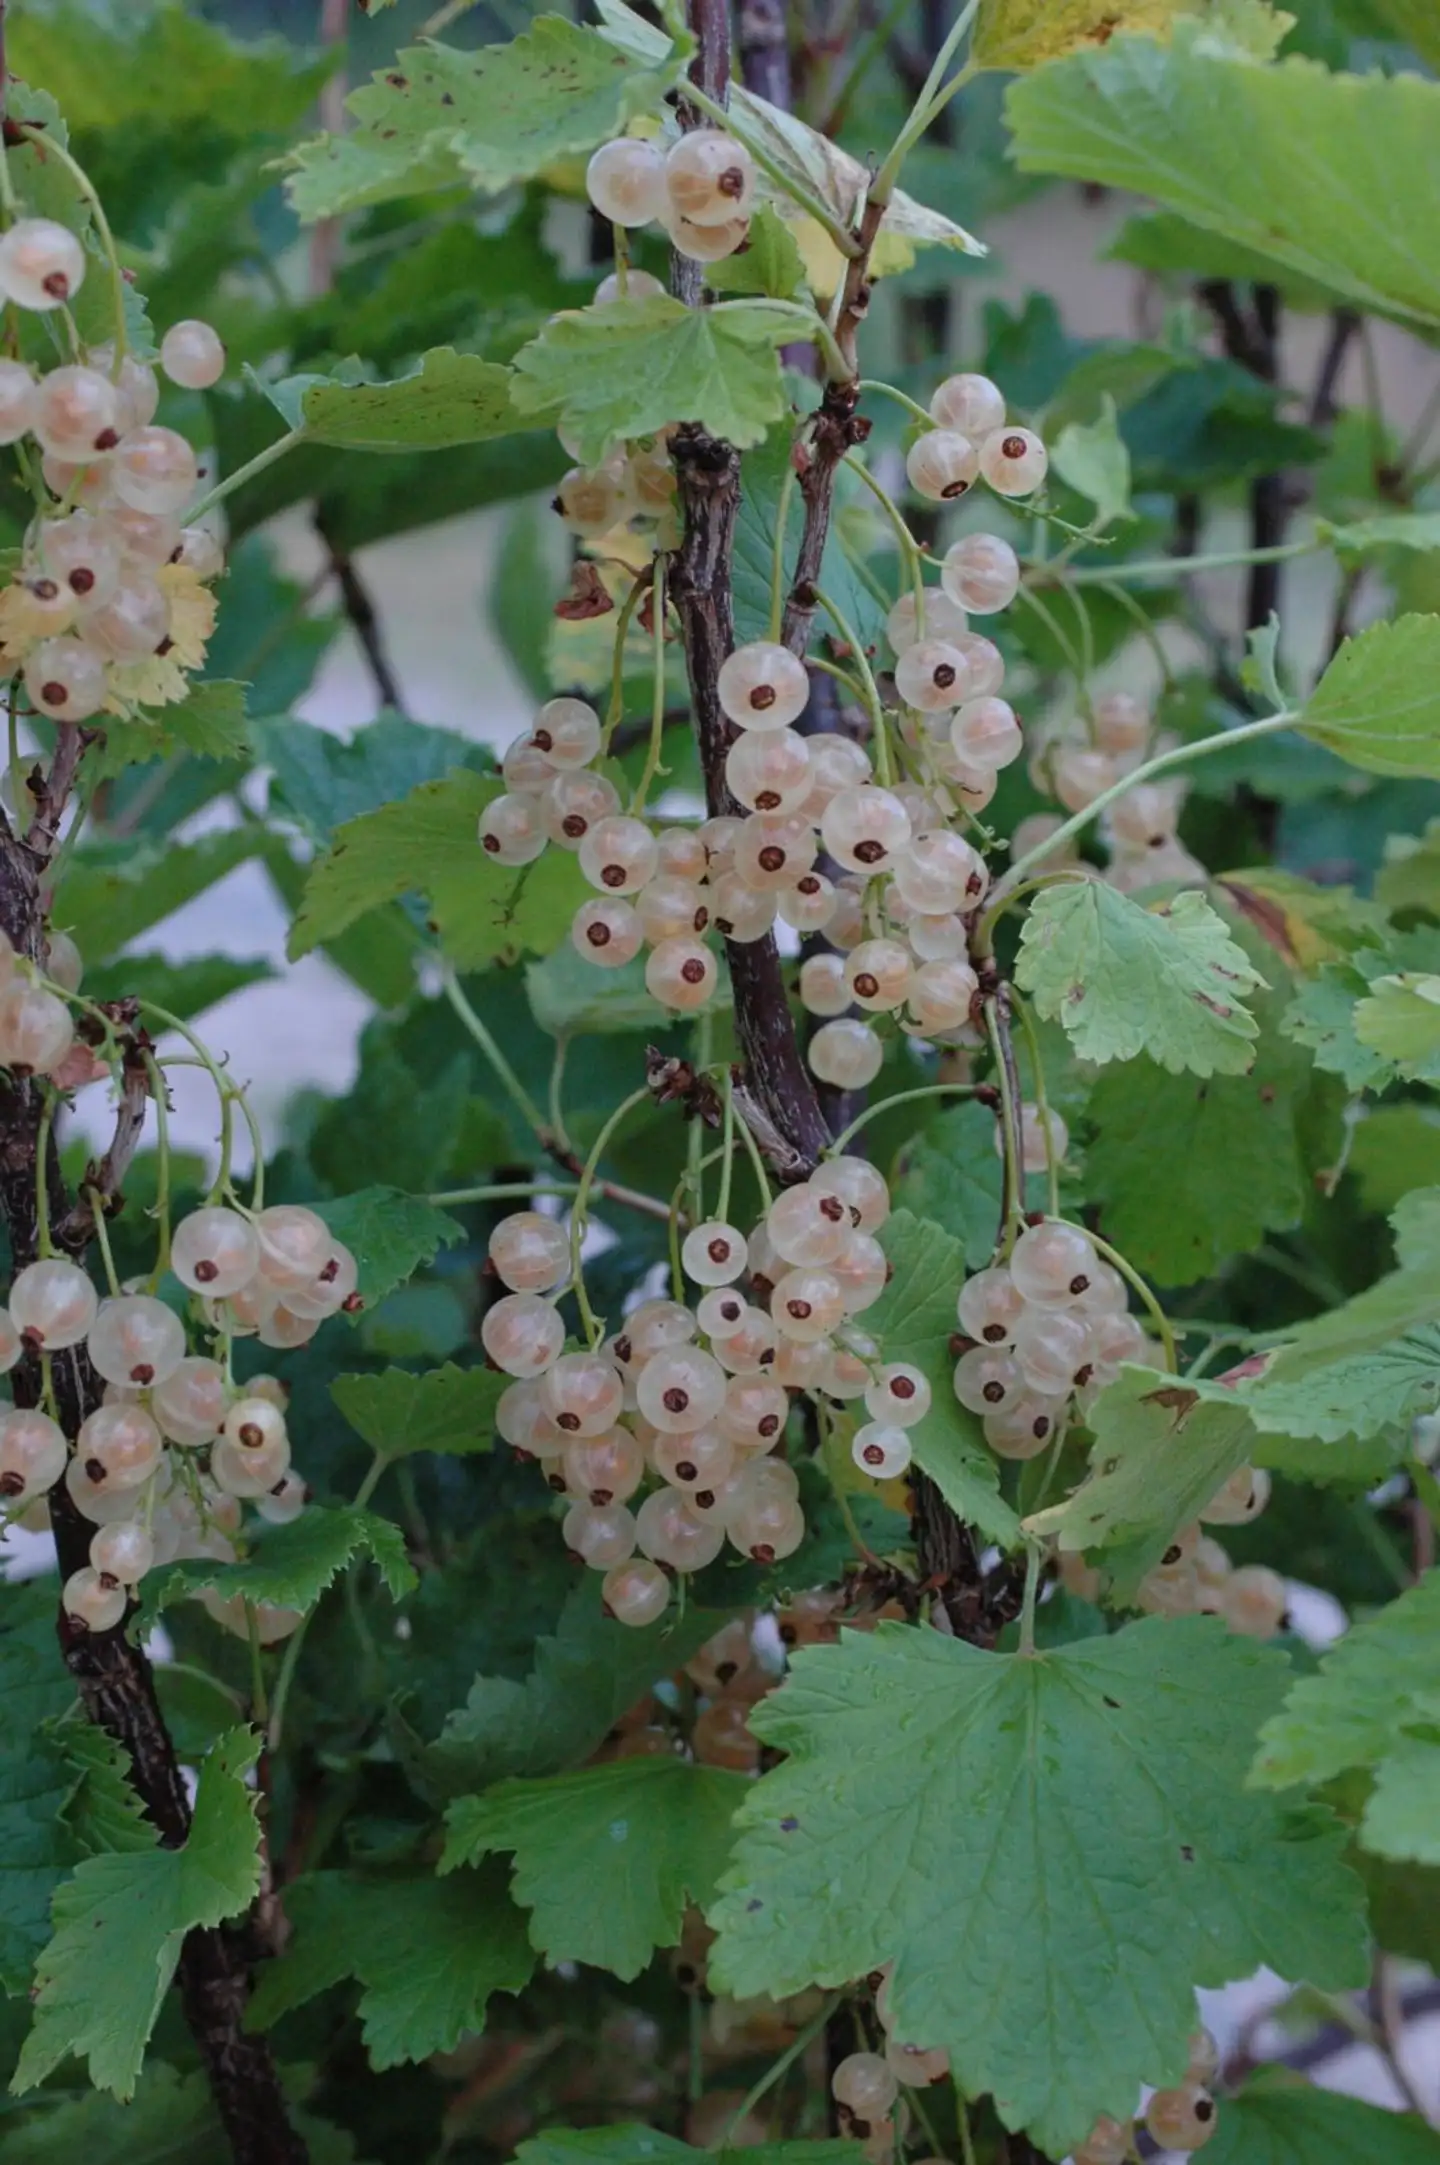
[975,0,1199,70]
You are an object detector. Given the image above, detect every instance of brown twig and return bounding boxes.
[314,506,403,714]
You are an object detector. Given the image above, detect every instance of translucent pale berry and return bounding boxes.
[172,1205,260,1296]
[0,359,35,443]
[24,635,106,722]
[490,1211,570,1295]
[1072,2114,1134,2165]
[62,1565,127,1632]
[951,695,1022,772]
[832,2052,898,2119]
[593,267,667,305]
[256,1471,308,1525]
[908,912,968,963]
[884,2039,949,2085]
[665,130,756,226]
[543,770,621,851]
[892,828,987,914]
[153,1356,227,1447]
[481,1292,565,1378]
[161,318,226,389]
[827,1156,890,1233]
[39,513,122,604]
[929,371,1006,440]
[654,827,708,881]
[110,426,199,515]
[864,1362,931,1427]
[1145,2086,1218,2152]
[1013,1306,1093,1395]
[564,1499,637,1569]
[0,218,85,309]
[579,813,659,896]
[622,1298,697,1360]
[717,639,810,730]
[1106,780,1183,850]
[257,1302,320,1351]
[0,1406,65,1502]
[90,1518,154,1584]
[603,1555,671,1625]
[1187,2027,1221,2085]
[799,952,849,1018]
[651,1425,735,1495]
[711,1306,778,1376]
[637,1486,726,1571]
[636,1344,727,1433]
[984,1393,1063,1460]
[1220,1563,1287,1638]
[842,938,909,1015]
[820,786,912,874]
[0,981,75,1074]
[804,732,871,806]
[954,1344,1022,1414]
[253,1204,333,1293]
[543,1350,624,1437]
[809,1018,883,1089]
[776,871,836,934]
[212,1429,291,1499]
[1008,1220,1098,1307]
[940,531,1020,614]
[585,136,667,225]
[0,1306,20,1375]
[33,366,121,460]
[1052,743,1120,812]
[830,1231,887,1315]
[100,502,182,571]
[572,896,644,967]
[557,464,634,536]
[895,637,970,713]
[664,207,749,261]
[682,1220,747,1287]
[908,957,980,1035]
[999,1102,1069,1175]
[732,812,814,890]
[725,1479,804,1563]
[697,1287,748,1339]
[1093,690,1151,756]
[76,1402,164,1490]
[767,1182,852,1268]
[886,588,968,654]
[905,428,979,503]
[87,347,161,434]
[726,727,811,815]
[852,1421,912,1478]
[10,1257,98,1348]
[563,1427,645,1505]
[533,695,602,770]
[979,425,1048,497]
[716,1374,788,1449]
[646,935,716,1009]
[771,1266,845,1343]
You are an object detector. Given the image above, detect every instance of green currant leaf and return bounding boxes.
[7,6,328,137]
[511,296,796,465]
[1007,29,1440,330]
[266,349,525,451]
[731,423,885,653]
[82,953,275,1024]
[1050,394,1132,526]
[283,17,683,222]
[1204,2081,1440,2165]
[705,206,809,301]
[515,2133,861,2163]
[248,1864,534,2069]
[1253,1569,1440,1865]
[1026,1365,1258,1598]
[0,1593,79,1995]
[1299,617,1440,779]
[1105,209,1338,309]
[89,682,250,785]
[56,831,269,968]
[708,1620,1367,2157]
[1318,511,1440,564]
[1014,883,1265,1076]
[443,1758,748,1979]
[1353,973,1440,1080]
[1368,0,1440,70]
[288,770,587,972]
[525,946,672,1035]
[255,712,487,844]
[890,1100,1041,1273]
[1378,819,1440,915]
[1283,955,1399,1093]
[313,1188,463,1309]
[12,1730,264,2101]
[55,1729,153,1861]
[143,1506,416,1620]
[331,1362,504,1464]
[867,1209,1021,1547]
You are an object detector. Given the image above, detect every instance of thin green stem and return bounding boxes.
[984,999,1024,1251]
[441,968,549,1143]
[631,556,670,814]
[1052,537,1314,587]
[1017,1541,1042,1657]
[604,568,652,748]
[733,1095,773,1214]
[427,1180,581,1207]
[244,1603,269,1725]
[268,1448,386,1752]
[141,1052,172,1288]
[990,708,1296,906]
[716,1069,736,1225]
[712,298,849,384]
[724,1993,839,2143]
[769,461,796,645]
[87,1188,121,1297]
[1048,1217,1176,1374]
[14,126,126,361]
[685,84,861,260]
[688,1010,713,1219]
[186,427,306,525]
[1098,576,1174,692]
[811,585,891,786]
[956,2096,978,2165]
[1009,989,1059,1219]
[571,1085,652,1349]
[825,1079,978,1159]
[1014,581,1089,689]
[548,1037,573,1161]
[840,451,925,626]
[874,0,981,196]
[855,377,933,429]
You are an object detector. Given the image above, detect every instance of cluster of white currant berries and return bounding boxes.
[1074,2027,1222,2160]
[587,126,756,267]
[1018,688,1205,896]
[0,1200,357,1641]
[0,220,226,724]
[1124,1476,1282,1637]
[830,2010,948,2160]
[482,1160,908,1625]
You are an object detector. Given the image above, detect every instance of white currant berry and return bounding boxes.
[1013,1306,1093,1395]
[62,1565,127,1632]
[0,1406,65,1502]
[543,1350,624,1437]
[771,1265,846,1343]
[1200,1466,1271,1526]
[651,1424,736,1495]
[864,1363,931,1428]
[586,136,668,225]
[682,1220,747,1287]
[646,935,716,1009]
[776,871,837,934]
[77,572,171,662]
[76,1401,164,1490]
[830,1231,887,1314]
[821,785,912,874]
[256,1471,308,1526]
[852,1421,912,1478]
[827,1157,890,1233]
[892,828,987,915]
[905,428,979,503]
[803,732,872,810]
[717,1374,788,1449]
[929,370,1006,439]
[822,1339,874,1399]
[171,1205,259,1296]
[1106,780,1183,850]
[101,502,182,570]
[153,1355,226,1446]
[951,695,1022,773]
[110,426,199,515]
[768,1181,853,1267]
[638,1487,726,1570]
[33,366,121,461]
[908,957,980,1034]
[940,532,1020,614]
[90,1518,155,1584]
[1073,2115,1134,2165]
[886,588,968,654]
[0,218,85,309]
[480,791,547,866]
[87,346,160,434]
[654,827,708,881]
[532,694,602,769]
[809,1018,883,1089]
[709,872,776,944]
[481,1292,565,1378]
[725,1482,805,1563]
[983,1393,1063,1461]
[253,1204,333,1293]
[622,1298,698,1361]
[564,1499,637,1569]
[844,938,911,1013]
[637,1344,727,1433]
[1051,743,1119,813]
[24,635,106,722]
[771,1335,830,1391]
[257,1300,323,1349]
[979,425,1048,496]
[1088,1308,1147,1379]
[0,982,74,1075]
[1093,690,1151,756]
[799,952,849,1018]
[572,896,644,967]
[557,464,635,536]
[952,631,1005,701]
[490,1211,570,1295]
[579,813,659,895]
[954,1344,1022,1414]
[1145,2085,1218,2153]
[696,1286,748,1339]
[501,732,554,794]
[1009,1220,1098,1307]
[732,812,814,890]
[895,637,971,713]
[602,1556,670,1626]
[0,359,35,443]
[563,1427,645,1505]
[213,1429,291,1499]
[726,727,812,815]
[664,206,750,260]
[10,1257,98,1348]
[1186,2028,1221,2086]
[593,266,667,305]
[38,513,122,605]
[906,911,967,965]
[0,1306,20,1374]
[543,769,621,851]
[957,1267,1024,1345]
[160,318,225,389]
[710,1305,778,1376]
[665,130,756,226]
[833,2053,898,2120]
[717,639,809,730]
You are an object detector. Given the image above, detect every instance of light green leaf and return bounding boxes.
[89,682,249,784]
[83,952,274,1023]
[1252,1569,1440,1865]
[1319,512,1440,565]
[511,295,795,465]
[526,945,670,1036]
[1353,973,1440,1080]
[13,1730,264,2101]
[313,1188,463,1309]
[7,6,327,136]
[1027,1365,1257,1599]
[1350,1105,1440,1214]
[248,1864,534,2069]
[709,1620,1366,2157]
[268,349,524,452]
[1105,208,1337,309]
[289,770,586,971]
[443,1758,747,1979]
[1014,882,1264,1076]
[418,1580,727,1800]
[705,205,808,300]
[1368,0,1440,68]
[1283,957,1398,1093]
[284,16,682,222]
[890,1100,1043,1273]
[332,1363,503,1465]
[57,1728,153,1860]
[145,1507,415,1618]
[1299,616,1440,779]
[516,2133,861,2164]
[731,423,885,653]
[1007,31,1440,330]
[1203,2081,1440,2165]
[1379,820,1440,916]
[0,1594,78,1994]
[56,831,266,967]
[1051,394,1132,526]
[867,1209,1020,1546]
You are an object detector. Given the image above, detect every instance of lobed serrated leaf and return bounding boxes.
[1015,882,1264,1076]
[0,1594,78,1994]
[443,1758,747,1980]
[1051,394,1132,526]
[332,1363,503,1464]
[1353,973,1440,1081]
[1203,2081,1440,2165]
[89,682,250,785]
[1299,617,1440,779]
[268,349,525,451]
[708,1620,1366,2156]
[313,1188,463,1309]
[144,1507,415,1618]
